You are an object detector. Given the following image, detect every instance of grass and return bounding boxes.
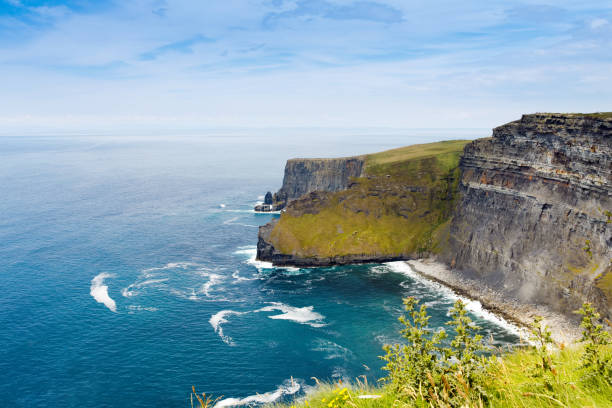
[268,141,470,259]
[535,112,612,119]
[365,140,470,168]
[268,344,612,408]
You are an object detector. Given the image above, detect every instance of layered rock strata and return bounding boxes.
[446,113,612,318]
[254,157,365,211]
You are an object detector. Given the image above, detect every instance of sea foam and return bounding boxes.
[257,302,326,327]
[209,310,246,345]
[385,261,523,337]
[235,246,300,273]
[210,302,325,344]
[90,273,117,312]
[214,379,301,408]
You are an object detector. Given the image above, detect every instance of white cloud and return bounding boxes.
[590,18,609,29]
[0,0,611,132]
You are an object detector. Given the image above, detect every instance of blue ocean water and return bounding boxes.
[0,130,518,408]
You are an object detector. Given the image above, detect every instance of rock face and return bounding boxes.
[446,113,612,318]
[276,157,365,204]
[264,192,274,205]
[255,157,365,211]
[257,217,408,267]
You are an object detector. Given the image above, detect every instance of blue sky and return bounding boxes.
[0,0,611,131]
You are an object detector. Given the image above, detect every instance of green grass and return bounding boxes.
[365,140,470,168]
[269,345,612,408]
[268,140,470,259]
[537,112,612,119]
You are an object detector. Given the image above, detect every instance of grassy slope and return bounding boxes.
[271,345,612,408]
[268,140,469,259]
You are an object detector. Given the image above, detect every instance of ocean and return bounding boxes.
[0,129,519,407]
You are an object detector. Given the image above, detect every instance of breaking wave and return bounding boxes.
[257,302,326,327]
[90,273,117,312]
[214,379,301,408]
[209,310,246,345]
[210,302,326,344]
[385,261,523,337]
[234,246,301,273]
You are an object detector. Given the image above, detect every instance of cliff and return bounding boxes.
[446,113,612,318]
[257,140,469,265]
[256,113,612,319]
[254,157,364,212]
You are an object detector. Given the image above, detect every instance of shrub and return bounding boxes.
[575,302,612,384]
[380,297,488,407]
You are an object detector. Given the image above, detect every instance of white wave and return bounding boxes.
[257,302,326,327]
[122,278,169,297]
[223,216,240,225]
[369,265,389,275]
[201,273,224,297]
[90,273,117,312]
[214,379,301,408]
[142,262,198,274]
[232,270,258,282]
[385,261,523,337]
[210,302,325,345]
[220,204,226,208]
[235,246,301,273]
[209,310,247,345]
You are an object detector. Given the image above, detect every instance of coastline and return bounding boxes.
[405,258,582,345]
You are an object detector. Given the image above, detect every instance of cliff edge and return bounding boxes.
[445,113,612,318]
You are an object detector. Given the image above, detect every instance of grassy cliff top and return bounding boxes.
[365,139,470,167]
[529,112,612,119]
[268,140,471,259]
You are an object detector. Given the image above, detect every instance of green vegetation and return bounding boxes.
[578,112,612,119]
[268,140,470,259]
[261,301,612,408]
[540,112,612,119]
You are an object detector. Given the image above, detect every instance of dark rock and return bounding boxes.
[264,191,274,205]
[444,113,612,319]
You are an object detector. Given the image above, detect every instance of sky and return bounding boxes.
[0,0,611,132]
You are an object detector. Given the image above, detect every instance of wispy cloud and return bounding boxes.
[140,34,214,60]
[0,0,611,132]
[263,0,403,27]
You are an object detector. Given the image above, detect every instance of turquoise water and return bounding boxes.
[0,131,518,407]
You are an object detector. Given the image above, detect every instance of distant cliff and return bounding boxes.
[257,140,469,265]
[445,113,612,318]
[256,157,365,211]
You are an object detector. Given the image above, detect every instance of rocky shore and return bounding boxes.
[405,258,582,344]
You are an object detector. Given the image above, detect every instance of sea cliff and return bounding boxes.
[256,113,612,320]
[445,113,612,319]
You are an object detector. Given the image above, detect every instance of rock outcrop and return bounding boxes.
[446,113,612,318]
[254,157,365,211]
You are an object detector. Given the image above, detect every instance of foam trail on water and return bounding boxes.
[235,246,300,272]
[232,270,257,282]
[90,273,117,312]
[209,310,246,345]
[201,273,224,297]
[257,302,326,327]
[214,379,301,408]
[385,261,523,337]
[122,278,169,297]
